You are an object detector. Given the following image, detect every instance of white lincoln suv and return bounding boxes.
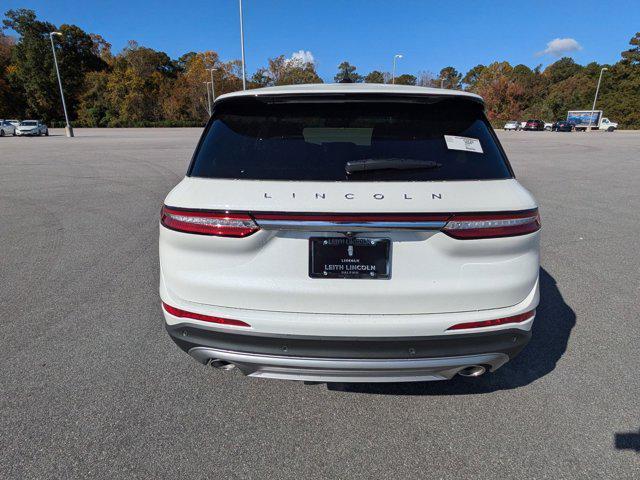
[159,83,540,383]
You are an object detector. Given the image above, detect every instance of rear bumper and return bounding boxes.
[166,323,531,382]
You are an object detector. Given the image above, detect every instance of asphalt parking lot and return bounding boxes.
[1,128,639,479]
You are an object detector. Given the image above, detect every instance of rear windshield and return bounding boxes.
[189,96,512,182]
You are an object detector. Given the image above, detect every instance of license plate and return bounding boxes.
[309,237,391,279]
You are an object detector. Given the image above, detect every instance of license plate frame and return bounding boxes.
[309,237,391,279]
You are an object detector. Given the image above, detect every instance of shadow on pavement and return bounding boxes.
[614,429,640,453]
[327,268,575,395]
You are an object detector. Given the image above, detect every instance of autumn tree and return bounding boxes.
[89,33,112,63]
[161,51,224,122]
[621,32,640,64]
[470,62,525,121]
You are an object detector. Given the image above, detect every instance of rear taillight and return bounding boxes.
[161,206,259,237]
[447,309,535,331]
[443,208,540,239]
[162,302,251,327]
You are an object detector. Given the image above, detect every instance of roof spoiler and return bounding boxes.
[214,92,484,107]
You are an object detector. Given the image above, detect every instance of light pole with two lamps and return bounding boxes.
[588,67,608,131]
[49,32,73,137]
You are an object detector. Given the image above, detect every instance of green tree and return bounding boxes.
[364,70,385,83]
[334,61,362,82]
[393,73,416,85]
[438,66,461,89]
[544,57,582,83]
[598,61,640,127]
[3,9,106,121]
[0,32,25,116]
[462,64,485,89]
[77,70,111,126]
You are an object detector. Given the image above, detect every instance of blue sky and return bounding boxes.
[3,0,638,79]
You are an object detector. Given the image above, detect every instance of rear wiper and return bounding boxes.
[345,158,442,174]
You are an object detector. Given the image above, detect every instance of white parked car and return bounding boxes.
[544,122,553,131]
[159,83,541,383]
[0,119,17,136]
[503,120,520,131]
[16,120,48,136]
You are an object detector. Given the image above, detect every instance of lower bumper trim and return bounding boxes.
[188,346,509,382]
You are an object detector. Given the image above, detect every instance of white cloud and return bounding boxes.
[537,38,582,57]
[288,50,315,66]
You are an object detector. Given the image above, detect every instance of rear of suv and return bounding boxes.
[159,83,540,382]
[523,119,545,131]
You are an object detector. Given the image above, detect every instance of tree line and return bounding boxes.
[2,9,639,128]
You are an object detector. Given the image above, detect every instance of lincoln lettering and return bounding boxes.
[263,192,443,200]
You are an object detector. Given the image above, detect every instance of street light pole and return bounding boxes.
[207,68,216,101]
[238,0,247,90]
[588,67,608,131]
[204,82,212,116]
[392,54,402,84]
[49,32,73,137]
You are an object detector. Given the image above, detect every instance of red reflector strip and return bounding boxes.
[161,206,259,237]
[443,209,540,239]
[447,309,535,331]
[162,302,251,327]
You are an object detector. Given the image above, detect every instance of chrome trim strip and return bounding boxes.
[188,347,508,382]
[256,220,447,231]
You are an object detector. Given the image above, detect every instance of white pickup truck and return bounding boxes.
[567,110,618,132]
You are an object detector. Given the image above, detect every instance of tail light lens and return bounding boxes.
[443,208,540,239]
[447,309,535,331]
[162,302,251,327]
[161,206,259,237]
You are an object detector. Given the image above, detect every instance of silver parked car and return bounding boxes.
[0,119,17,136]
[503,120,520,131]
[15,120,48,136]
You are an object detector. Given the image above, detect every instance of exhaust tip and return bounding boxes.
[457,365,486,378]
[207,359,235,371]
